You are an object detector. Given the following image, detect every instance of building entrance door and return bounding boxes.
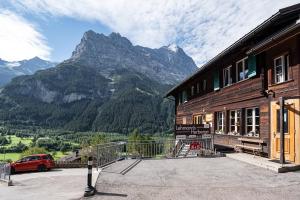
[271,100,295,162]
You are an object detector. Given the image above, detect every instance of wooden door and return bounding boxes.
[271,101,295,162]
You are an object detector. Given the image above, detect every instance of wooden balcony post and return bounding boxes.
[279,97,285,164]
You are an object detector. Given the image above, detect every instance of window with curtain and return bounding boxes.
[246,107,260,137]
[223,65,232,87]
[274,55,289,83]
[236,57,249,82]
[216,112,225,134]
[229,110,241,135]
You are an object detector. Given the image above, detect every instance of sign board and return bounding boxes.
[201,134,212,139]
[175,124,210,136]
[176,135,187,140]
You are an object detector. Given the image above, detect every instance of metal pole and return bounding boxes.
[279,97,285,164]
[84,156,95,197]
[96,145,99,171]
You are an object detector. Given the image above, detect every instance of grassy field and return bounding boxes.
[0,151,69,162]
[0,153,21,161]
[4,135,33,147]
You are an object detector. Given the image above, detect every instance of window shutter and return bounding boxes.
[178,93,182,104]
[224,110,229,134]
[214,69,220,91]
[182,90,187,102]
[213,112,218,133]
[248,55,257,78]
[241,108,246,135]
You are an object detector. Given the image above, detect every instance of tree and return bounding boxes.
[16,141,28,153]
[90,134,107,146]
[21,147,48,157]
[0,136,9,145]
[60,144,68,154]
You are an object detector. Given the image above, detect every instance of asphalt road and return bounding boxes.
[90,157,300,200]
[0,168,98,200]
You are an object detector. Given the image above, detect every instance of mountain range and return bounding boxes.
[0,31,197,134]
[0,57,56,86]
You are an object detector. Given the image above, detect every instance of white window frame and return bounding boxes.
[236,57,249,82]
[229,110,241,135]
[223,65,232,87]
[245,107,260,137]
[216,112,225,134]
[274,55,289,83]
[193,115,204,125]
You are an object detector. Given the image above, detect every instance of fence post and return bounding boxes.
[84,156,95,197]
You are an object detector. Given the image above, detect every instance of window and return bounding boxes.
[178,93,182,105]
[216,112,225,134]
[274,55,289,83]
[229,110,241,135]
[191,86,195,96]
[236,57,249,82]
[203,79,207,91]
[276,108,288,134]
[193,115,204,124]
[196,83,200,94]
[182,117,187,124]
[223,66,232,87]
[246,108,260,137]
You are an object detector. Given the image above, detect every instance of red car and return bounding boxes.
[10,154,55,174]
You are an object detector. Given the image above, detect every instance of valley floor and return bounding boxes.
[89,157,300,200]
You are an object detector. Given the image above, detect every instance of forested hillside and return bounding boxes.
[0,31,197,134]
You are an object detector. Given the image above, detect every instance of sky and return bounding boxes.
[0,0,299,66]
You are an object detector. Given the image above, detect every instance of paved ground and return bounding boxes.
[0,168,98,200]
[89,157,300,200]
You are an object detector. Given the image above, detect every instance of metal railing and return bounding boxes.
[95,138,217,169]
[0,162,11,182]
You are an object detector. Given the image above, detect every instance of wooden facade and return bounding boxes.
[166,4,300,163]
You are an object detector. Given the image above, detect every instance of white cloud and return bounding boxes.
[0,9,51,61]
[12,0,300,66]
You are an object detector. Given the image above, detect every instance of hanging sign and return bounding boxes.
[175,124,210,136]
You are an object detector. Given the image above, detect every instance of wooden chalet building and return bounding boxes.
[166,4,300,164]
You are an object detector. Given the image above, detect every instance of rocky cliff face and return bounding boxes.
[68,30,197,84]
[0,31,197,133]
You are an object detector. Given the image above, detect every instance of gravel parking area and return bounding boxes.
[0,168,97,200]
[90,157,300,200]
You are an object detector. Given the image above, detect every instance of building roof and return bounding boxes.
[165,3,300,97]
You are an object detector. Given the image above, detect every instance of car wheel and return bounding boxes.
[38,165,46,172]
[10,167,15,175]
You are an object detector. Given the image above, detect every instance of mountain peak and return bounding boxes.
[109,32,121,38]
[30,56,43,61]
[167,44,179,52]
[69,30,196,84]
[83,30,98,38]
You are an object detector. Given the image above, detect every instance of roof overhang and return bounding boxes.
[165,3,300,98]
